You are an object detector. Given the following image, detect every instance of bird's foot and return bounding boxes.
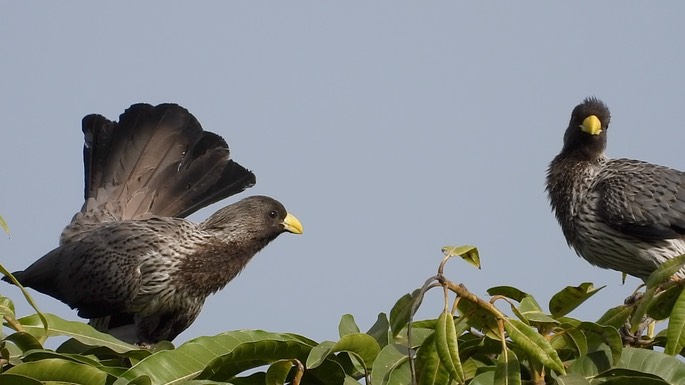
[136,341,154,349]
[620,317,654,347]
[623,291,643,306]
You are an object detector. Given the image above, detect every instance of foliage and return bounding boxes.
[3,246,685,384]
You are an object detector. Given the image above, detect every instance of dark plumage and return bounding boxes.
[547,97,685,280]
[3,104,303,345]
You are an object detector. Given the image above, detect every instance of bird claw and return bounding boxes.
[620,317,654,347]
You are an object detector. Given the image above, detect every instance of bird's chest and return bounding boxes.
[130,245,206,316]
[568,167,602,219]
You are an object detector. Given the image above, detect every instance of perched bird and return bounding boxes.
[547,97,685,281]
[3,103,303,345]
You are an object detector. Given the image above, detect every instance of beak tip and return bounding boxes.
[283,213,303,235]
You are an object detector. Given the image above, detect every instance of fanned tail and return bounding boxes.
[63,103,255,243]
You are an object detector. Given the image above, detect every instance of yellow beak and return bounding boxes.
[581,115,602,135]
[282,213,303,234]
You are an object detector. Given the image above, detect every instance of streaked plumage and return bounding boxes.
[547,97,685,280]
[4,104,303,345]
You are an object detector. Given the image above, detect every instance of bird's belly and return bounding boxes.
[574,219,685,280]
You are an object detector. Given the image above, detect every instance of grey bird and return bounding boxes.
[3,104,303,345]
[547,97,685,281]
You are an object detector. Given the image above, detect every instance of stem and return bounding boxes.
[4,314,24,332]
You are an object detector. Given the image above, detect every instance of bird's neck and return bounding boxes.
[560,140,606,163]
[173,236,274,298]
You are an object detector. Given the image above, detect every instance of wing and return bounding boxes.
[597,159,685,240]
[13,221,167,319]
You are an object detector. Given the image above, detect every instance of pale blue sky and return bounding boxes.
[2,3,685,345]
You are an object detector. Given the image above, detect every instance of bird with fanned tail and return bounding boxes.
[547,97,685,281]
[3,104,303,346]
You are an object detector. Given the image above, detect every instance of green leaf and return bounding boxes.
[487,286,529,302]
[577,322,622,366]
[0,264,48,337]
[560,326,588,357]
[0,374,43,385]
[599,377,669,385]
[4,358,109,384]
[115,330,343,385]
[596,305,633,328]
[389,290,423,338]
[462,356,491,381]
[494,349,521,385]
[370,344,411,385]
[55,338,151,363]
[648,285,684,320]
[617,347,685,384]
[516,296,558,326]
[0,295,16,319]
[457,299,499,336]
[3,332,44,352]
[410,319,436,330]
[367,312,390,348]
[306,341,335,369]
[646,254,685,288]
[503,319,565,375]
[594,368,668,384]
[306,333,380,369]
[339,314,361,337]
[344,375,362,385]
[518,296,543,314]
[18,313,138,353]
[665,286,685,355]
[415,333,451,385]
[518,310,558,325]
[265,359,299,385]
[21,350,103,367]
[570,349,685,384]
[556,316,581,328]
[395,325,435,349]
[0,215,9,234]
[434,311,464,382]
[442,245,480,269]
[458,333,500,360]
[567,349,612,377]
[553,373,592,385]
[470,370,496,385]
[549,283,604,318]
[124,375,152,385]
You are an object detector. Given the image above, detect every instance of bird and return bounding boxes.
[3,103,303,345]
[546,97,685,281]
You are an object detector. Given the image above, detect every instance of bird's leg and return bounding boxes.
[620,318,654,347]
[620,291,654,347]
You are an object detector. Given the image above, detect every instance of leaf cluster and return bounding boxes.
[2,246,685,384]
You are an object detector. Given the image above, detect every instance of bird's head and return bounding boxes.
[202,195,303,243]
[561,97,611,160]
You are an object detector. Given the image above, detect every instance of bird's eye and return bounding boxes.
[268,210,278,219]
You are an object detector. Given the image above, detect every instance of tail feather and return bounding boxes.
[79,103,255,221]
[151,131,255,217]
[82,113,116,201]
